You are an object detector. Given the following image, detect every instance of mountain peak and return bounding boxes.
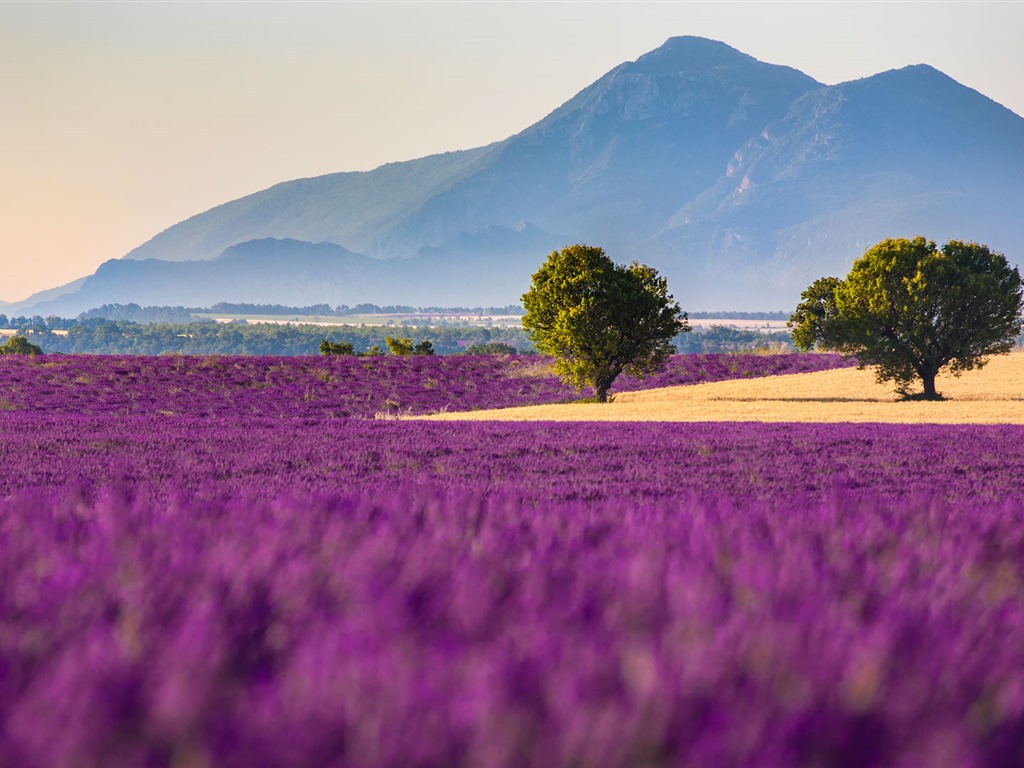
[626,36,755,74]
[857,62,955,88]
[833,61,1021,125]
[18,37,1023,315]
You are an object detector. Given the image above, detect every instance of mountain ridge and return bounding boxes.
[14,36,1024,315]
[644,61,1024,302]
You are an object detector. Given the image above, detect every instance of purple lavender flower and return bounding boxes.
[3,353,1019,766]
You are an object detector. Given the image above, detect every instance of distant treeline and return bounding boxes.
[5,305,793,329]
[210,302,527,316]
[76,305,198,324]
[65,304,792,324]
[9,319,535,356]
[71,303,526,323]
[688,310,790,320]
[6,303,1021,357]
[2,316,815,356]
[678,326,794,353]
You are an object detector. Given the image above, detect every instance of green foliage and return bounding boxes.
[676,327,794,354]
[319,339,355,356]
[16,318,532,356]
[384,337,435,356]
[462,342,519,355]
[789,237,1024,399]
[788,277,843,352]
[78,304,198,324]
[385,337,415,356]
[521,244,689,402]
[0,336,43,355]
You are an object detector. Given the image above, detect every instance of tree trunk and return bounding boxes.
[921,372,940,400]
[593,376,614,405]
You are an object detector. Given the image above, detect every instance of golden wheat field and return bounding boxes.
[424,353,1024,424]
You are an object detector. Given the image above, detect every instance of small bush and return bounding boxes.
[0,336,42,355]
[319,339,355,356]
[463,342,518,355]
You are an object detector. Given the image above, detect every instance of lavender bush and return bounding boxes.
[3,484,1024,766]
[1,417,1022,507]
[3,353,1022,766]
[0,353,852,418]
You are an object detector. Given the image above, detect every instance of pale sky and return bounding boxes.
[2,1,1022,305]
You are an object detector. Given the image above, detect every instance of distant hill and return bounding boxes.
[649,64,1024,304]
[16,36,1024,316]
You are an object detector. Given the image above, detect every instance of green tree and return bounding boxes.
[463,342,518,355]
[0,336,43,355]
[383,337,435,356]
[789,237,1023,399]
[319,339,355,355]
[521,244,689,402]
[788,277,843,352]
[384,337,414,356]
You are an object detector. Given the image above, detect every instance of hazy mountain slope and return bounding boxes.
[16,36,1024,314]
[28,240,381,314]
[123,37,817,269]
[381,37,820,254]
[649,64,1024,307]
[7,277,89,316]
[124,146,499,262]
[24,235,557,317]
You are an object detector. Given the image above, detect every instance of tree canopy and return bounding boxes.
[789,237,1023,399]
[0,336,42,355]
[384,337,435,356]
[462,342,519,355]
[521,244,689,402]
[319,339,355,356]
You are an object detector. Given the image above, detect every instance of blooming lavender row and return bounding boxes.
[1,415,1020,507]
[3,352,1015,767]
[3,484,1024,767]
[0,353,852,418]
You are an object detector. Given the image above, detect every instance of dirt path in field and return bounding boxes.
[423,353,1024,424]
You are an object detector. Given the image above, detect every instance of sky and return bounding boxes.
[2,0,1022,305]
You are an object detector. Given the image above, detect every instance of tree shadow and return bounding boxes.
[897,392,947,402]
[722,396,887,404]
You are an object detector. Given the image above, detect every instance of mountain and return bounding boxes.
[16,36,1024,315]
[647,64,1024,305]
[8,277,88,316]
[20,234,563,315]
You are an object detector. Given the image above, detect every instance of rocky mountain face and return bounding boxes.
[18,36,1024,315]
[648,63,1024,305]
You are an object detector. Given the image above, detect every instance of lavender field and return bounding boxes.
[3,353,1024,766]
[0,352,851,418]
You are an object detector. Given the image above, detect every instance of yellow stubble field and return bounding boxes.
[423,353,1024,424]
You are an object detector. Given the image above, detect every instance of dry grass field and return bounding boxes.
[425,353,1024,424]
